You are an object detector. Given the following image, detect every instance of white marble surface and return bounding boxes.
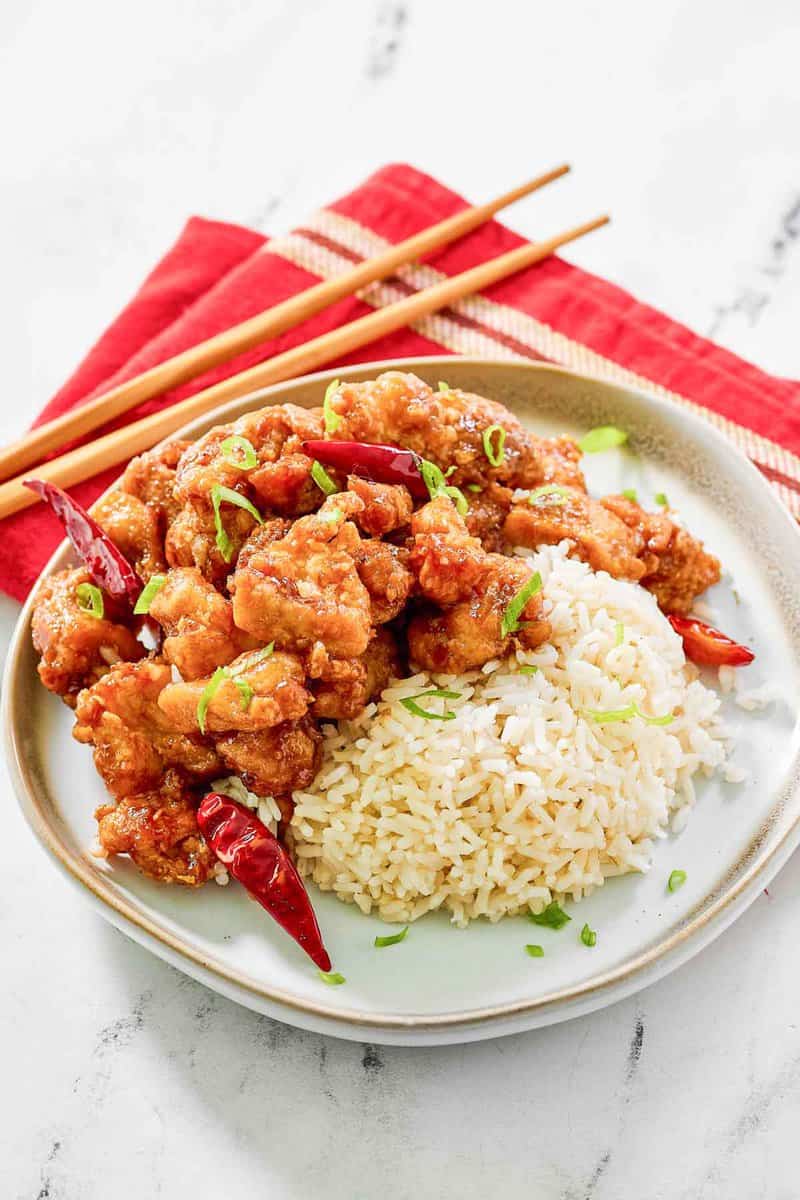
[2,2,800,1196]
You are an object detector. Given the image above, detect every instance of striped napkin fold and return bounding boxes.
[4,162,799,603]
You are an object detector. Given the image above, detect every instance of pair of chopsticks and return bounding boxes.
[0,164,608,519]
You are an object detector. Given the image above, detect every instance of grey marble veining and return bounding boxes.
[2,1,800,1197]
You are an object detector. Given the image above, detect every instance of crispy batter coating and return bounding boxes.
[31,568,143,706]
[149,567,257,680]
[95,769,212,887]
[310,628,400,719]
[215,716,322,797]
[74,660,221,798]
[230,494,373,657]
[347,477,413,537]
[409,496,487,605]
[121,440,188,524]
[351,539,414,624]
[92,491,166,582]
[158,648,310,733]
[165,498,257,586]
[408,554,550,675]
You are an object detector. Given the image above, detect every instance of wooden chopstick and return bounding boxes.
[0,212,608,521]
[0,165,570,484]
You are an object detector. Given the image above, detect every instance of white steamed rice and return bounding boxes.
[287,541,731,926]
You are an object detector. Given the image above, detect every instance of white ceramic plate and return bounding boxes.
[5,358,800,1045]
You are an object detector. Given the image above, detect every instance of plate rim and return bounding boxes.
[7,354,800,1038]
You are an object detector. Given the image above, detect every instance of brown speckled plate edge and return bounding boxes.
[5,357,800,1045]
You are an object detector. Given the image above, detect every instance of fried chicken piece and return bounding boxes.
[121,439,188,524]
[31,568,143,706]
[148,567,257,680]
[249,452,320,515]
[159,648,310,733]
[310,628,401,719]
[92,491,166,582]
[325,371,584,491]
[504,488,646,581]
[95,769,212,887]
[409,496,487,604]
[174,404,323,505]
[407,555,551,674]
[230,494,373,658]
[165,498,258,586]
[215,715,322,797]
[73,661,221,799]
[463,483,514,553]
[531,435,586,490]
[347,476,413,537]
[601,495,721,613]
[351,539,414,624]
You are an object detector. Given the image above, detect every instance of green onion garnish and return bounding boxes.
[220,435,258,471]
[482,424,507,467]
[322,379,342,434]
[525,944,544,958]
[621,487,638,502]
[579,426,628,454]
[519,664,539,675]
[318,971,346,985]
[374,926,408,948]
[655,491,669,507]
[667,869,687,893]
[310,460,338,496]
[500,571,543,637]
[76,582,104,619]
[585,702,674,726]
[438,380,450,393]
[529,901,571,930]
[211,485,262,562]
[466,483,482,493]
[419,458,468,516]
[615,622,625,646]
[133,574,166,615]
[528,484,572,506]
[197,665,228,735]
[580,923,597,947]
[229,643,275,676]
[233,678,253,711]
[400,688,460,721]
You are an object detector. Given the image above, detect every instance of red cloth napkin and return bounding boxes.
[5,163,800,603]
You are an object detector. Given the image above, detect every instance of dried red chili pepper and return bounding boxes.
[302,439,430,499]
[668,614,755,667]
[24,479,142,608]
[197,793,332,972]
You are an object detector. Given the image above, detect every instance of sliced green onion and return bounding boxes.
[621,487,638,503]
[466,483,482,493]
[197,666,228,735]
[579,426,628,454]
[419,457,468,516]
[400,688,460,721]
[76,582,104,619]
[615,622,625,647]
[319,970,346,985]
[229,643,275,676]
[233,678,253,711]
[500,571,543,637]
[310,460,338,496]
[374,926,409,948]
[525,944,544,958]
[529,901,571,930]
[437,380,450,393]
[220,435,258,471]
[668,869,687,892]
[580,923,597,947]
[528,484,572,506]
[319,506,343,525]
[585,702,673,726]
[322,379,342,434]
[211,485,263,562]
[519,664,539,676]
[655,491,669,507]
[482,424,507,467]
[133,574,166,615]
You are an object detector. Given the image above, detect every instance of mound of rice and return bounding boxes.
[288,542,729,926]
